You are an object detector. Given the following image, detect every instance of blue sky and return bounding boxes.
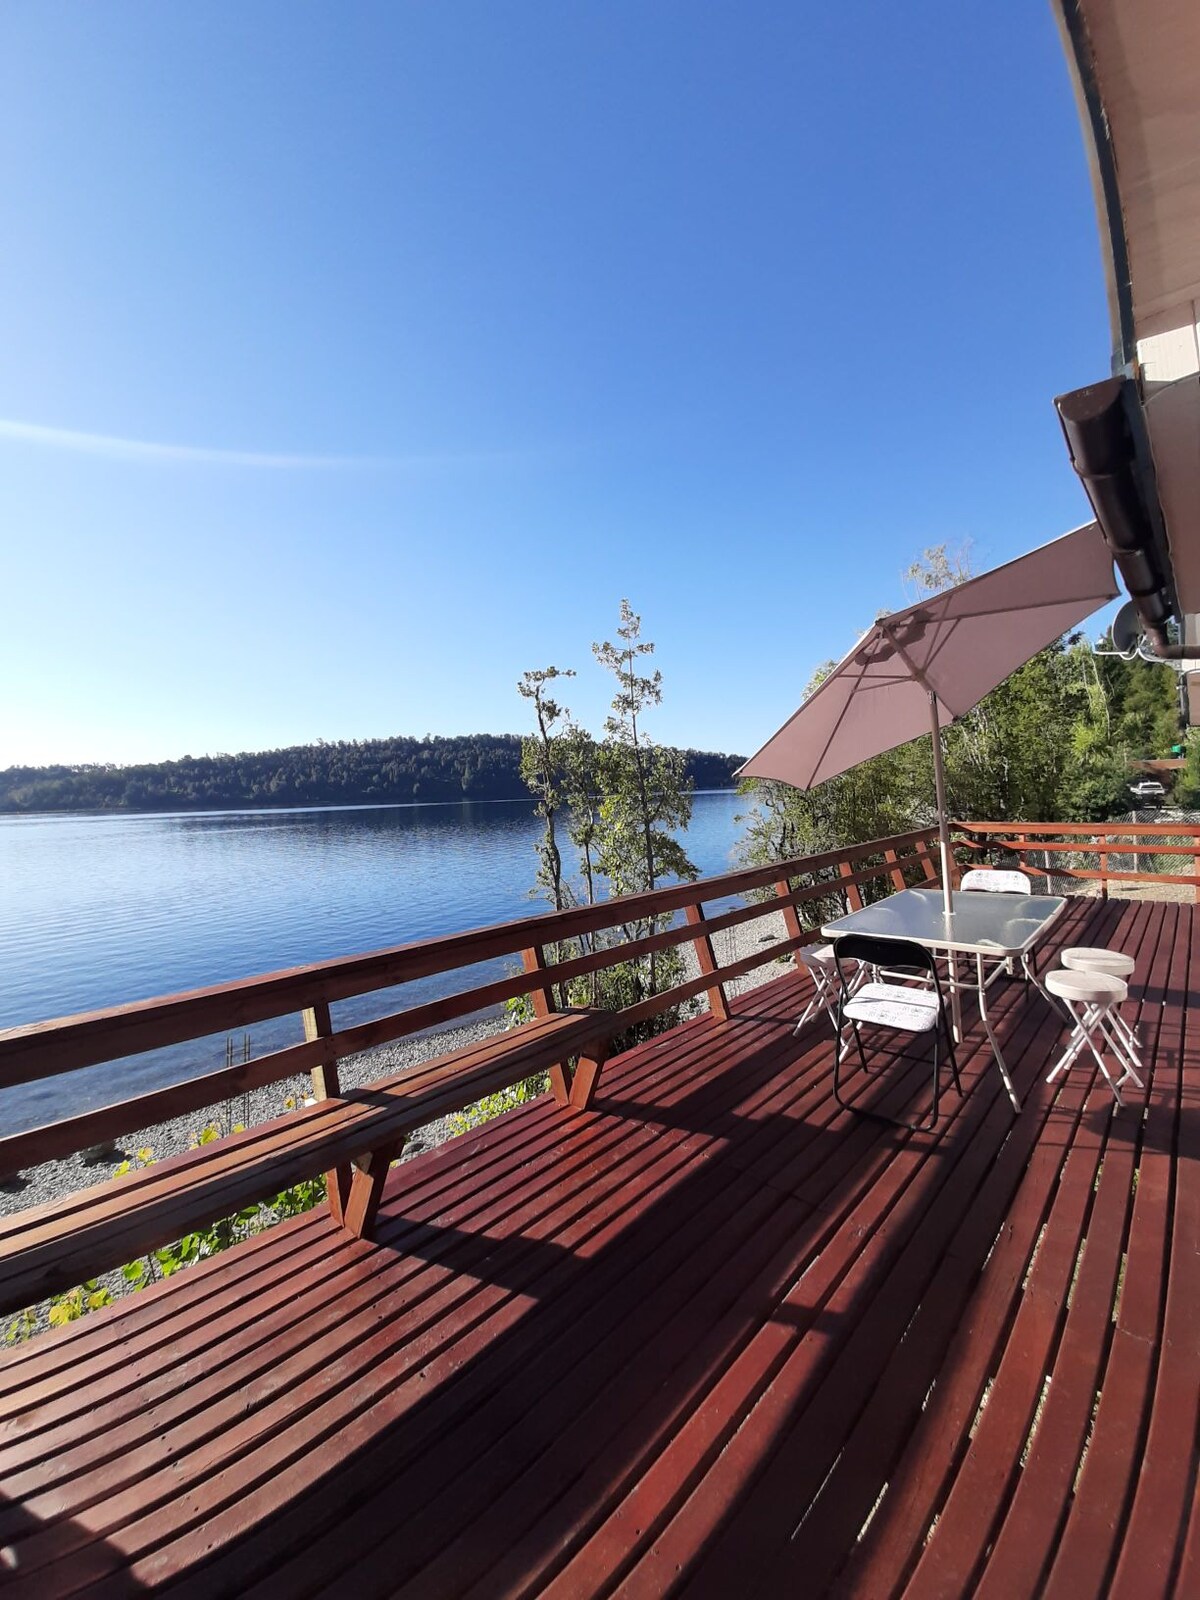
[0,2,1114,767]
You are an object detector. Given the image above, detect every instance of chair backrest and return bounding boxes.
[960,868,1031,895]
[832,934,936,977]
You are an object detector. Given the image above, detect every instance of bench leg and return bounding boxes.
[342,1139,405,1239]
[302,1001,355,1228]
[568,1043,609,1110]
[547,1062,573,1105]
[326,1165,353,1228]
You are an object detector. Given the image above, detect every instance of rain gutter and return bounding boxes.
[1054,377,1200,660]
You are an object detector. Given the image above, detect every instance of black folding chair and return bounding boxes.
[832,933,963,1130]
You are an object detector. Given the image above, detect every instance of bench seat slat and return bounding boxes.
[0,1009,612,1316]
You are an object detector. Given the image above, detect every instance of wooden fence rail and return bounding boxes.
[0,828,943,1176]
[5,818,1193,1181]
[956,818,1200,898]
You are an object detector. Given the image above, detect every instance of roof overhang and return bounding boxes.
[1051,0,1200,706]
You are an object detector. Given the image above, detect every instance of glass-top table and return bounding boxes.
[821,886,1067,1110]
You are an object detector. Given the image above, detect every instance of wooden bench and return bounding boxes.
[0,1007,613,1318]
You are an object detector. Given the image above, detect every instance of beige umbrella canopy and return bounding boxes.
[737,522,1120,912]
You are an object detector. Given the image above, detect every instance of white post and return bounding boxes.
[929,691,954,916]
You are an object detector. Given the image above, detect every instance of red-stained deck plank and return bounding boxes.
[1108,898,1200,1600]
[0,897,1193,1599]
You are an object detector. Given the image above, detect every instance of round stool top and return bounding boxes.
[1046,967,1127,1005]
[1061,946,1135,979]
[801,944,836,967]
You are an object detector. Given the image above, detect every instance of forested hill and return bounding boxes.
[0,735,745,814]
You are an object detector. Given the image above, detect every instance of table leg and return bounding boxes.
[948,953,964,1044]
[1025,945,1072,1024]
[978,950,1021,1112]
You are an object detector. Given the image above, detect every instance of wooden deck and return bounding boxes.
[0,894,1196,1597]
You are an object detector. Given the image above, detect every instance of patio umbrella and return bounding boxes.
[737,522,1119,914]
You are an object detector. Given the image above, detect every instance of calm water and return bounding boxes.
[0,793,748,1132]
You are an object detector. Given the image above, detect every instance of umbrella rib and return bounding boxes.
[854,673,915,691]
[805,657,872,787]
[919,587,1118,624]
[918,619,963,693]
[877,620,939,700]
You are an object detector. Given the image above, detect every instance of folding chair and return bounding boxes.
[959,869,1032,894]
[833,934,962,1131]
[960,867,1038,984]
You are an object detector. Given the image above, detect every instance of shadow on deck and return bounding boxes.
[0,896,1196,1598]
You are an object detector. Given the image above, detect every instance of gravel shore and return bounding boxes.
[1,908,792,1227]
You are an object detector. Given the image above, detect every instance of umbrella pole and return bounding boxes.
[929,691,954,916]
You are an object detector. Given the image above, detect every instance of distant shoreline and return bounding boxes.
[0,733,746,816]
[0,787,742,822]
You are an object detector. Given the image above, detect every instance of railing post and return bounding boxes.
[883,847,906,892]
[837,859,864,911]
[1098,833,1109,901]
[774,877,806,967]
[520,944,557,1018]
[684,902,730,1022]
[301,1000,351,1225]
[918,833,939,882]
[521,945,572,1104]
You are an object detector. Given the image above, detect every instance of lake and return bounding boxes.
[0,792,749,1131]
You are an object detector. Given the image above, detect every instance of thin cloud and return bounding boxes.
[0,417,518,471]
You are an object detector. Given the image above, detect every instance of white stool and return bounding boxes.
[1060,947,1143,1068]
[796,944,868,1057]
[1045,968,1144,1105]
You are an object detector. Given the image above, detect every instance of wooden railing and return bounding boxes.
[0,827,942,1177]
[955,819,1200,899]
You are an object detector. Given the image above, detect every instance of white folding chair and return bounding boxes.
[833,934,963,1130]
[960,868,1036,982]
[960,868,1032,894]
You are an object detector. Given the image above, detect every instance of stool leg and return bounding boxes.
[1054,997,1127,1106]
[1048,1001,1110,1086]
[1109,1007,1143,1070]
[1093,1008,1145,1089]
[1079,1021,1125,1106]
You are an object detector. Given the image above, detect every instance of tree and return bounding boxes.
[591,602,697,1005]
[517,667,576,914]
[1173,729,1200,809]
[516,600,699,1042]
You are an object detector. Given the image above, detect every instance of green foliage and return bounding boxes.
[47,1280,113,1327]
[4,1307,37,1345]
[1174,731,1200,809]
[0,733,744,813]
[448,1071,549,1134]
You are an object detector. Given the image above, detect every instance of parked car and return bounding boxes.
[1129,778,1167,804]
